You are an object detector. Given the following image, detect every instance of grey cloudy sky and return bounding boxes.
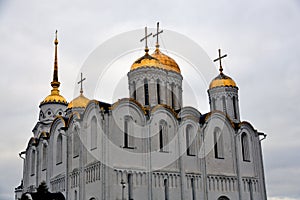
[0,0,300,200]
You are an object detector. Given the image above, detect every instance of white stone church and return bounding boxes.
[15,26,267,200]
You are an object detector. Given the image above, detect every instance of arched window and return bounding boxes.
[186,125,196,156]
[124,116,134,148]
[218,196,230,200]
[133,81,136,100]
[31,149,36,175]
[56,133,63,164]
[164,178,169,200]
[157,79,161,104]
[214,128,224,159]
[73,130,80,158]
[91,117,98,150]
[42,144,47,170]
[241,132,250,161]
[159,120,168,152]
[144,79,149,106]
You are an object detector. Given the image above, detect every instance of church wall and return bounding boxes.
[109,169,149,200]
[17,39,268,200]
[184,175,203,200]
[179,120,202,174]
[25,146,37,191]
[204,116,236,176]
[149,109,180,172]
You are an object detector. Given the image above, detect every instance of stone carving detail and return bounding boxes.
[50,175,65,192]
[207,175,238,192]
[85,162,101,184]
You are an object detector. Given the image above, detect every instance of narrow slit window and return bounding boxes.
[159,120,168,152]
[144,79,149,106]
[241,133,250,161]
[214,128,224,159]
[56,133,63,164]
[191,178,196,200]
[133,81,136,100]
[42,144,47,170]
[233,96,237,119]
[91,117,97,150]
[128,174,133,200]
[31,149,36,175]
[186,125,196,156]
[157,80,161,104]
[164,178,169,200]
[124,118,129,148]
[222,96,226,114]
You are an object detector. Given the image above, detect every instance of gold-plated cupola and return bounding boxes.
[151,22,181,74]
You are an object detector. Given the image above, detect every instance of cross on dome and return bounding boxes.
[213,48,227,74]
[153,22,163,49]
[78,72,86,94]
[140,26,152,53]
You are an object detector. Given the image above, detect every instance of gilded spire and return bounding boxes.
[153,22,163,49]
[51,30,60,94]
[40,30,67,106]
[140,26,152,54]
[213,48,227,74]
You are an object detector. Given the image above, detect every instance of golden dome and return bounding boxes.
[151,48,181,73]
[67,93,90,109]
[209,72,237,89]
[130,51,162,71]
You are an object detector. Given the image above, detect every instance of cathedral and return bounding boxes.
[15,25,267,200]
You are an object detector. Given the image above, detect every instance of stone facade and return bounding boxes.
[15,33,267,200]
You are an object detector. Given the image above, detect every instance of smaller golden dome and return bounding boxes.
[151,48,181,73]
[40,88,67,105]
[209,73,237,89]
[130,52,162,71]
[67,93,90,109]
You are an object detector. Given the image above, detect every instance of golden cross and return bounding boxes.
[78,72,86,94]
[153,22,163,48]
[140,26,152,52]
[213,49,227,73]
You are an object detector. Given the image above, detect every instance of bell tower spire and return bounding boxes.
[51,30,60,92]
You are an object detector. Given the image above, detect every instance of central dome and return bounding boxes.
[151,48,181,73]
[130,49,181,74]
[130,52,162,71]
